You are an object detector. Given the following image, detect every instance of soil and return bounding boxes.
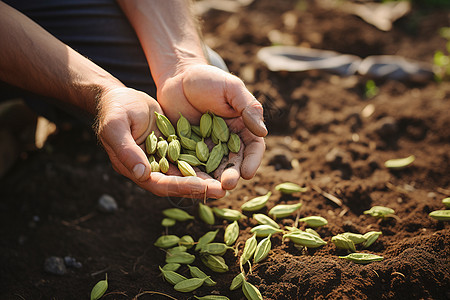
[1,1,449,299]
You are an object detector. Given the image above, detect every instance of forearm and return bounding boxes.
[117,0,208,88]
[0,2,124,115]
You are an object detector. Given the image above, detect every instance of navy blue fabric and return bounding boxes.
[1,0,156,125]
[3,0,155,96]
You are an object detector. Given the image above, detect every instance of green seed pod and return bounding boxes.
[179,154,206,167]
[157,139,168,158]
[241,192,272,211]
[342,232,366,244]
[384,155,415,169]
[305,228,320,237]
[163,208,195,221]
[154,235,180,248]
[227,133,241,153]
[162,263,181,272]
[194,295,230,300]
[174,277,207,293]
[363,206,395,218]
[212,207,244,221]
[252,214,280,229]
[211,130,219,144]
[191,125,202,137]
[362,231,382,248]
[212,114,230,142]
[200,242,233,256]
[224,220,239,246]
[195,229,219,251]
[167,246,187,255]
[168,139,181,163]
[240,234,257,265]
[221,142,229,156]
[200,254,229,273]
[200,113,213,138]
[167,134,178,143]
[268,202,302,219]
[331,234,356,252]
[145,131,158,155]
[188,265,217,286]
[230,273,245,291]
[299,216,328,228]
[429,210,450,221]
[159,156,170,173]
[165,252,196,264]
[242,281,263,300]
[180,135,197,151]
[443,197,450,209]
[150,160,160,172]
[177,112,191,138]
[254,235,272,264]
[161,217,176,227]
[283,231,327,248]
[159,266,187,285]
[250,225,283,237]
[275,182,308,194]
[205,142,224,173]
[183,148,198,156]
[148,155,156,164]
[178,160,197,177]
[90,275,108,300]
[198,203,215,225]
[339,253,384,264]
[196,138,210,162]
[154,111,175,138]
[179,235,196,249]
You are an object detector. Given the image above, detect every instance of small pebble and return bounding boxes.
[98,194,118,213]
[64,256,82,269]
[44,256,67,275]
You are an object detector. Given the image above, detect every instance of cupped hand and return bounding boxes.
[95,87,226,199]
[157,64,268,190]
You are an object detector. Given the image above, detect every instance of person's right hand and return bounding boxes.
[95,87,226,199]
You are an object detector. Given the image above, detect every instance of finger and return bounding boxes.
[226,76,268,137]
[241,136,266,179]
[219,149,244,190]
[142,172,226,199]
[100,118,151,182]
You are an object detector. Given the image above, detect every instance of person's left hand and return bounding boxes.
[156,64,267,190]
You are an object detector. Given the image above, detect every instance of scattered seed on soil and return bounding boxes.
[253,213,280,229]
[275,182,308,194]
[174,277,207,293]
[154,235,180,248]
[299,216,328,228]
[268,202,302,219]
[162,208,195,221]
[254,235,272,263]
[429,210,450,221]
[90,274,108,300]
[224,220,239,246]
[242,280,263,300]
[339,253,384,264]
[363,206,395,218]
[195,229,219,251]
[384,155,415,169]
[241,192,272,211]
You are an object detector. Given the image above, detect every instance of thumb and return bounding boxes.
[100,118,151,182]
[227,76,268,137]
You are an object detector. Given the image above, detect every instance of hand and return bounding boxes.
[157,64,267,190]
[95,87,226,199]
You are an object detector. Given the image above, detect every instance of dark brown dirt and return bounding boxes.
[1,1,449,299]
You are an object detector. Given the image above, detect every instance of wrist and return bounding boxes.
[153,50,208,89]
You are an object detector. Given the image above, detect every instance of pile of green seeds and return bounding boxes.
[145,112,241,176]
[153,182,389,299]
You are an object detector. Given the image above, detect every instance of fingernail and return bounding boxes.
[259,118,267,132]
[132,163,145,180]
